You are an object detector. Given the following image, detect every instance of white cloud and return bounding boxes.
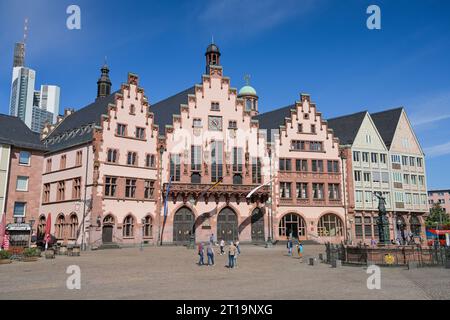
[409,92,450,127]
[424,141,450,159]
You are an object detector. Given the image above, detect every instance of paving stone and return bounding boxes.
[0,245,446,300]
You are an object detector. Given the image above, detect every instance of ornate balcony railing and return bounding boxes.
[162,183,270,205]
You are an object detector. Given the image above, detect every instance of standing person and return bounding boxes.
[287,238,293,256]
[228,241,236,269]
[235,240,240,255]
[207,242,215,266]
[220,239,225,255]
[233,241,239,268]
[210,233,215,245]
[370,238,377,247]
[198,242,205,266]
[298,242,304,260]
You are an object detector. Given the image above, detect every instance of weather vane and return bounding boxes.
[244,74,251,85]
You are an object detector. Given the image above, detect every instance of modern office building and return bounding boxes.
[10,66,36,129]
[31,85,60,132]
[9,42,60,133]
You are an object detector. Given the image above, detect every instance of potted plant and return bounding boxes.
[22,248,39,262]
[0,250,12,264]
[45,248,55,259]
[71,245,81,257]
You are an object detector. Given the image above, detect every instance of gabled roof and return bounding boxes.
[252,104,294,142]
[370,107,403,148]
[253,104,294,130]
[327,111,367,145]
[150,87,196,129]
[0,114,46,151]
[43,92,118,152]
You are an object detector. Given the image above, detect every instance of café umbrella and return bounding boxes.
[0,213,5,250]
[44,213,52,250]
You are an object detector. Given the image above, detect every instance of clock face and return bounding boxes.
[208,116,223,131]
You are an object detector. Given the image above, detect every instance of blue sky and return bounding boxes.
[0,0,449,189]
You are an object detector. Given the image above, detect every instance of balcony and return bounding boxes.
[163,183,269,205]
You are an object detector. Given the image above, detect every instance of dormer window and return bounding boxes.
[117,124,127,137]
[228,120,237,129]
[211,102,220,111]
[193,118,202,127]
[135,127,145,140]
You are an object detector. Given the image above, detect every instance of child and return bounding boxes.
[220,239,225,255]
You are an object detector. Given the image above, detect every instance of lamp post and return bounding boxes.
[28,219,35,248]
[157,145,164,246]
[339,148,350,245]
[265,146,274,248]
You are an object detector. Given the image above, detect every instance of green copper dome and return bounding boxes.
[238,85,257,97]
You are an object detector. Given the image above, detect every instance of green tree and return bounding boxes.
[426,203,450,228]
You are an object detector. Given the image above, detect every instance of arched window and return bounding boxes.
[144,216,153,237]
[318,214,343,237]
[103,215,115,225]
[123,215,134,237]
[410,216,421,236]
[69,214,78,239]
[55,214,65,239]
[233,174,243,185]
[38,215,46,239]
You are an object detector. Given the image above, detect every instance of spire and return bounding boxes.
[205,41,221,74]
[244,74,251,86]
[13,18,28,68]
[97,61,112,99]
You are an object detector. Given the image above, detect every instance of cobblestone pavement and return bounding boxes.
[0,245,449,300]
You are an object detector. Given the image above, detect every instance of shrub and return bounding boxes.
[23,248,40,257]
[0,250,11,260]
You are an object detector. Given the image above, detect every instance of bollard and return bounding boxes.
[318,253,324,261]
[332,259,342,268]
[308,258,315,266]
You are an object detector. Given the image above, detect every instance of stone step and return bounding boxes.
[98,243,121,250]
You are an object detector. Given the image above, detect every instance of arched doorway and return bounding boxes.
[279,213,306,240]
[102,215,115,244]
[173,207,194,245]
[251,208,265,242]
[410,215,421,237]
[217,207,238,242]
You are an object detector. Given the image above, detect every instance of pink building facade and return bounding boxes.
[35,44,349,247]
[428,190,450,214]
[28,43,428,248]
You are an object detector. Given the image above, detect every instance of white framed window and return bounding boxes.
[13,202,26,217]
[355,191,363,204]
[19,151,31,165]
[16,176,29,191]
[391,154,401,164]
